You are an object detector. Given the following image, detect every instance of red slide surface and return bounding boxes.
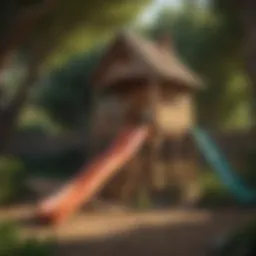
[37,125,149,225]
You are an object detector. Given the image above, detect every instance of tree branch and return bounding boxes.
[0,0,56,68]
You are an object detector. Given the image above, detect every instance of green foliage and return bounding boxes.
[20,147,85,178]
[23,0,150,68]
[0,157,26,204]
[19,238,54,256]
[0,222,54,256]
[18,106,63,134]
[0,222,20,255]
[198,169,234,207]
[147,4,250,131]
[35,47,103,129]
[35,2,251,131]
[0,0,150,155]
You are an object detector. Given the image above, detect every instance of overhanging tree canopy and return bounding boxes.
[0,0,150,153]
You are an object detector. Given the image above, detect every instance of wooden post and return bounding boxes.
[145,77,165,197]
[174,134,201,207]
[88,87,101,158]
[116,77,165,206]
[119,153,144,204]
[112,85,147,205]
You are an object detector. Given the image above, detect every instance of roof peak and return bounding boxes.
[96,29,203,89]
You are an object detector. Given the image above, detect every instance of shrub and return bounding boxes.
[198,169,234,207]
[0,222,20,255]
[0,222,54,256]
[0,156,26,205]
[19,238,54,256]
[20,147,85,178]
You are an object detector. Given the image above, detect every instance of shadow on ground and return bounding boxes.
[54,209,255,256]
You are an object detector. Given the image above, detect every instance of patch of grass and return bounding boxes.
[0,222,55,256]
[0,156,27,205]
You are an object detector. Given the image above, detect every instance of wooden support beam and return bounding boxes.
[145,77,165,194]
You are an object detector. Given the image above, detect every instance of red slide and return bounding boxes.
[37,125,149,225]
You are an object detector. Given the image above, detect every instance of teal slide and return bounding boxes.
[192,126,256,204]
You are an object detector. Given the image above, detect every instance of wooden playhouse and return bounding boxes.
[91,30,203,205]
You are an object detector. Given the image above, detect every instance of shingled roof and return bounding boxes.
[120,30,202,89]
[94,30,203,89]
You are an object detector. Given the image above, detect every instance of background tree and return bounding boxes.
[212,0,256,131]
[147,2,250,131]
[38,1,252,133]
[35,47,104,129]
[0,0,150,154]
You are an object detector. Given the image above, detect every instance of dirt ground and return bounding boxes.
[0,204,255,256]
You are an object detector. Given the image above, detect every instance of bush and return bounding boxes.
[19,238,54,256]
[0,222,20,255]
[198,169,234,207]
[20,148,86,178]
[0,157,26,205]
[0,222,54,256]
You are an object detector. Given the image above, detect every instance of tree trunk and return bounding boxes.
[0,58,39,154]
[0,0,55,69]
[0,39,54,154]
[0,1,56,154]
